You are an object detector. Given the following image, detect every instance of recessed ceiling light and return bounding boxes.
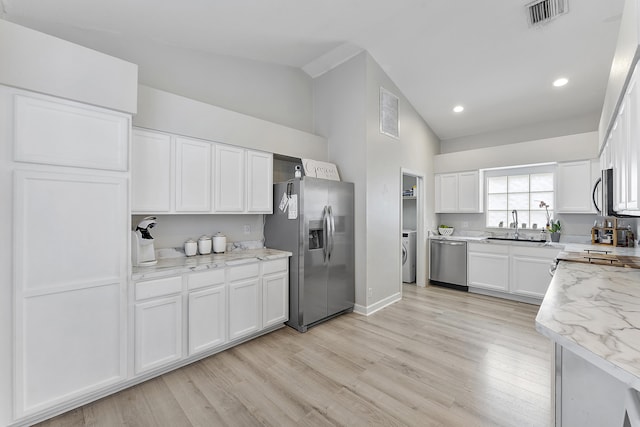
[453,105,464,113]
[553,78,569,87]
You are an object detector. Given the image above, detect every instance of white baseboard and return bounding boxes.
[353,292,402,316]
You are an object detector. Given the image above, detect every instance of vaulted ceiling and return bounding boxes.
[3,0,625,144]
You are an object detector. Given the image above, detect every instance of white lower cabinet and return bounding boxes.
[188,285,227,355]
[468,243,559,301]
[229,263,262,340]
[133,259,288,377]
[262,259,289,328]
[134,295,183,375]
[468,244,509,292]
[510,246,559,298]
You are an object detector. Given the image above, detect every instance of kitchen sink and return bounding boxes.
[488,237,547,243]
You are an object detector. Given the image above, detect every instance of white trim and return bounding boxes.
[401,168,426,288]
[353,292,401,316]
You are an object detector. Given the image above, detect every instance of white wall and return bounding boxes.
[1,20,314,133]
[313,53,368,306]
[314,52,440,311]
[434,131,599,173]
[134,85,327,161]
[441,114,599,154]
[0,19,138,113]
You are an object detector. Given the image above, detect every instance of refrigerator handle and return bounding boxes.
[322,206,328,263]
[328,205,335,261]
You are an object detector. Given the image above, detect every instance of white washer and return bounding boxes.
[402,230,416,283]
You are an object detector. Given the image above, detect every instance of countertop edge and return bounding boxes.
[131,248,292,281]
[536,260,640,390]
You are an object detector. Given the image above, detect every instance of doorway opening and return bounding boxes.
[400,169,425,291]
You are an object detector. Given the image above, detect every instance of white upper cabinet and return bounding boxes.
[435,171,482,213]
[175,137,212,212]
[131,129,172,212]
[556,160,600,214]
[14,94,129,171]
[457,171,481,212]
[132,128,273,214]
[214,144,245,212]
[626,67,640,211]
[246,150,273,213]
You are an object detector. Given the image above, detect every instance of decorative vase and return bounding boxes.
[550,232,561,243]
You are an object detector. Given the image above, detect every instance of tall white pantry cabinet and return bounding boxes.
[0,85,132,422]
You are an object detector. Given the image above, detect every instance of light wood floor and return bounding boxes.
[38,284,551,427]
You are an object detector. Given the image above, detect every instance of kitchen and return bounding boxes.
[0,0,637,425]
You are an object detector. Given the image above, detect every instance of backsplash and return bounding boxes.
[131,214,265,249]
[437,213,638,244]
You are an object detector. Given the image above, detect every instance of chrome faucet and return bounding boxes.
[512,210,519,239]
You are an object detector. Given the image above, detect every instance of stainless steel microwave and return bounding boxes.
[592,168,640,217]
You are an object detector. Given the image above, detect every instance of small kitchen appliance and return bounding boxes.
[132,216,158,266]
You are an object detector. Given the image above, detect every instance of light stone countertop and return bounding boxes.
[132,248,292,281]
[535,260,640,389]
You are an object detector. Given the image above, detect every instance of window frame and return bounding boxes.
[484,164,556,230]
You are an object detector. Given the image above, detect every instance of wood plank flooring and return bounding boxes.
[37,284,551,427]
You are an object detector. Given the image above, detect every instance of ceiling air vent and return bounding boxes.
[527,0,568,26]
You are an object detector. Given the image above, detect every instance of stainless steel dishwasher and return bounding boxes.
[429,239,468,290]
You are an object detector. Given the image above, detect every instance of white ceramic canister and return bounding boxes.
[212,232,227,253]
[184,238,197,256]
[197,235,212,255]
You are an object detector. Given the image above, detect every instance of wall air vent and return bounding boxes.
[527,0,568,26]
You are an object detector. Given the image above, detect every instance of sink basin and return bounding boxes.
[488,237,547,243]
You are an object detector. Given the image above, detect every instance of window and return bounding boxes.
[485,170,554,229]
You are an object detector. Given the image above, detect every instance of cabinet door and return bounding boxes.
[435,173,458,213]
[612,105,628,211]
[510,255,555,299]
[468,245,509,292]
[175,137,212,212]
[188,285,227,355]
[18,284,124,416]
[556,161,593,213]
[135,295,183,374]
[246,150,273,213]
[14,94,129,171]
[131,129,172,212]
[458,171,480,212]
[263,273,288,328]
[228,278,261,340]
[626,67,640,211]
[215,144,245,212]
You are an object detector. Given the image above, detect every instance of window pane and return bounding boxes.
[530,211,548,229]
[531,192,554,210]
[488,176,507,194]
[487,211,508,228]
[508,175,529,193]
[531,173,554,191]
[487,194,507,210]
[508,193,529,210]
[515,212,530,229]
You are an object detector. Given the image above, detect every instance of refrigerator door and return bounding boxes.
[326,181,355,315]
[300,178,330,326]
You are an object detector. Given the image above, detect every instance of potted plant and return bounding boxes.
[548,219,561,242]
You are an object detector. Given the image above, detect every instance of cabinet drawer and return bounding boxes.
[468,242,509,255]
[187,268,225,290]
[228,263,260,282]
[135,276,183,301]
[262,258,288,275]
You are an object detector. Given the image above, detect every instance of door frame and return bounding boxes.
[400,169,426,289]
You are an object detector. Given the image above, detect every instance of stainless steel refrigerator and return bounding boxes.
[264,177,355,332]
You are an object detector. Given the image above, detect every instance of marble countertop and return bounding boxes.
[536,260,640,389]
[132,248,292,281]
